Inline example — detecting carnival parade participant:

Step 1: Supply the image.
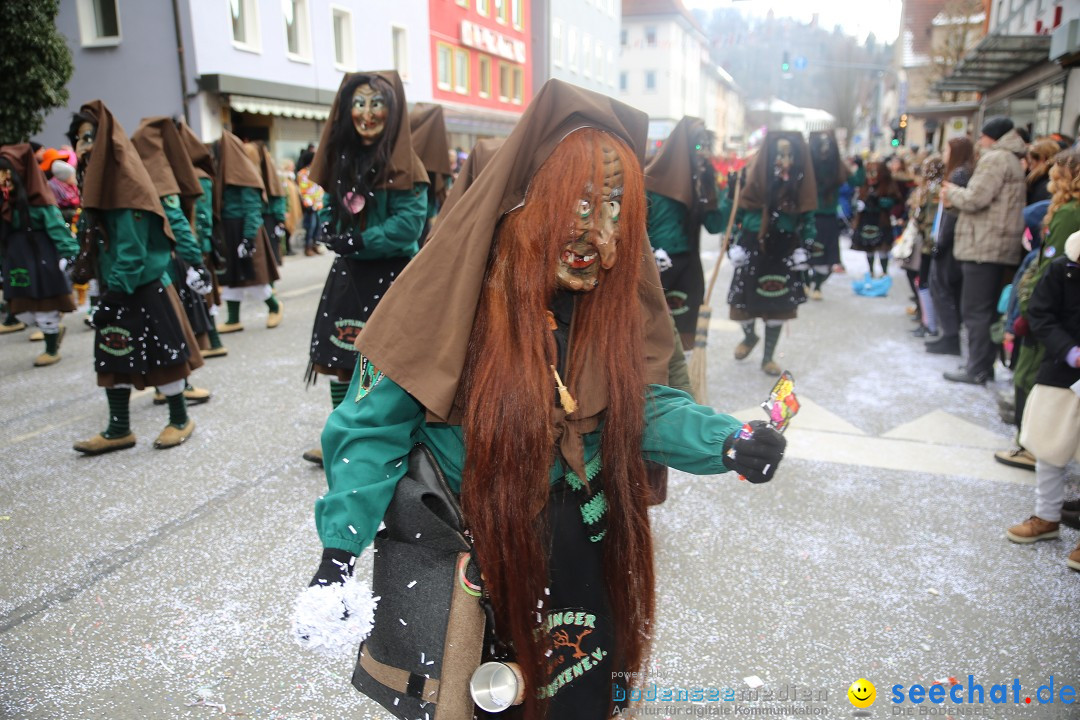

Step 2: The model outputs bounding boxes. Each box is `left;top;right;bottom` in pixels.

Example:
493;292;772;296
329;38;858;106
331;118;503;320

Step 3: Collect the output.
213;131;281;335
644;116;724;351
301;70;428;467
176;119;228;358
68;101;203;454
247;141;288;268
852;160;903;277
408;102;453;243
807;130;851;299
725;131;818;376
131;116;214;405
0;143;77;366
293;80;787;720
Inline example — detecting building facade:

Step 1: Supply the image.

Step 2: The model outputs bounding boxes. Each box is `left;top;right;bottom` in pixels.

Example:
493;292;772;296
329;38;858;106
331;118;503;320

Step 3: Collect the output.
531;0;620;96
618;0;732;149
38;0;434;164
427;0;531;149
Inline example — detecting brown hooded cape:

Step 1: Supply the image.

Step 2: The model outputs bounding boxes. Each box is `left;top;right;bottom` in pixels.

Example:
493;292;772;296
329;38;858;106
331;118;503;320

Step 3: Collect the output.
808;130;851;201
355;79;674;478
131;116;204;201
739;130;818;216
644;116;705;209
308;70;427;191
213;130;265;218
77;100;172;239
177;121;216;181
408;102;453;199
439;137;505;217
1;144;57;223
256;144;285;199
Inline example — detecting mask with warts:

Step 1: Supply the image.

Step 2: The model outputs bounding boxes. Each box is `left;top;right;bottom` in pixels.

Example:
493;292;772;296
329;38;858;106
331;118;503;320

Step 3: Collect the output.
555;141;623;293
351;84;388;146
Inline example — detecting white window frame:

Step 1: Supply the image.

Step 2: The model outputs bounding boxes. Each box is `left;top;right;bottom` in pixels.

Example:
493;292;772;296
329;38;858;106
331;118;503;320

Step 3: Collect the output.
436;43;453;91
567;26;578;72
511;65;523;104
551;19;563;68
391;25;409;80
594;41;603;81
607;48;615;87
76;0;122;48
283;0;312;63
512;0;523;30
229;0;262;54
453;48;470;95
331;6;355;71
582;33;591;78
498;62;511;102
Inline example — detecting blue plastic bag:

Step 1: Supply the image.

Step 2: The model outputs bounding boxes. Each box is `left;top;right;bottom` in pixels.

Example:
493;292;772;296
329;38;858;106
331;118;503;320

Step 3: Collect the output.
852;272;892;297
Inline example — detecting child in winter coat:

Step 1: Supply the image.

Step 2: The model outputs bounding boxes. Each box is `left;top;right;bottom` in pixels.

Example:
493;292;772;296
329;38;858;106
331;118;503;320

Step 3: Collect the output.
1005;228;1080;572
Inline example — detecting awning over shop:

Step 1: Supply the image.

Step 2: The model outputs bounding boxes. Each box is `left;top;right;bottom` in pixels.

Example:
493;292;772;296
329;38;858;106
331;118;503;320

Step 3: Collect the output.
905;101;981;119
440;103;521;137
228;94;330;121
933;34;1053;93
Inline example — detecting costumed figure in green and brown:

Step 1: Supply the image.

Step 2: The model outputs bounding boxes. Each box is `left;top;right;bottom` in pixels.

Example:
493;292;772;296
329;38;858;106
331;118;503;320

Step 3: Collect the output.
291;79;788;720
724;131;818;376
245;141;288;268
68;100;204;455
301;70;429;467
211;130;281;334
0;143;78;365
807;130;851;299
132;116;216;406
408;102;453;245
644;116;724;351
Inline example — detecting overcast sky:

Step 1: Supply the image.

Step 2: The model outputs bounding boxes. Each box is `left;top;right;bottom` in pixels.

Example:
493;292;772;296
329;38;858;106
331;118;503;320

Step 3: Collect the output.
683;0;904;43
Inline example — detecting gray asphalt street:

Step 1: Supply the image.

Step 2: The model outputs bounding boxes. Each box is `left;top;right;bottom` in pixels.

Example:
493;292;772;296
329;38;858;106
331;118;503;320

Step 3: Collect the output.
1;235;1077;720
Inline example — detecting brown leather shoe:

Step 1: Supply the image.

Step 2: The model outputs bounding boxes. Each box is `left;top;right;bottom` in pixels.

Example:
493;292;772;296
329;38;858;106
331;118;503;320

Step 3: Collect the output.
33;352;61;367
154;387;211;405
734;336;759;360
1006;516;1060;544
74;432;136;455
154;419;195;449
1067;541;1080;571
267;300;283;328
216;322;244;334
28;329;44;341
201;346;228;358
302;447;323;467
761;360;782;376
0;321;26;334
304;247;316;256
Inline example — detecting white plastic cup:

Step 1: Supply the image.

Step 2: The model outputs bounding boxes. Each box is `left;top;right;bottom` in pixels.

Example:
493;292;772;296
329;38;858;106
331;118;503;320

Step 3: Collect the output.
469;661;525;712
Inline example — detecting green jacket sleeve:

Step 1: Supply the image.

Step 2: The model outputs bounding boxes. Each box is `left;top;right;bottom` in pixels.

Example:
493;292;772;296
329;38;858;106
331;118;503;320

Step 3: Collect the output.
703;205;727;235
641;384;742;475
360;183;428;256
194;178;214;253
850;166;866;188
102;211;148;295
162;195;203;265
269;195;287;223
32;205;78;258
223;185;264;240
316;365;426;556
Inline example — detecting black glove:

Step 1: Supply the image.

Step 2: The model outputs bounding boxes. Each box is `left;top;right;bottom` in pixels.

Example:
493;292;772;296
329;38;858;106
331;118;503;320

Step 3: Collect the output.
91;290;128;329
237;238;255;258
309;547;356;587
320;223;364;255
722;420;787;483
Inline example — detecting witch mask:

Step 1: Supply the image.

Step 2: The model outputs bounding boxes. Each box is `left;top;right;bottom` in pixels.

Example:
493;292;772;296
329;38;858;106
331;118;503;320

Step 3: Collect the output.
352;84;388;146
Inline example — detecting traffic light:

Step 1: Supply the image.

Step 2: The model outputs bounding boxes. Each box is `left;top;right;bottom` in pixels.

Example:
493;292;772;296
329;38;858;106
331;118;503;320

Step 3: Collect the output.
781;51;790;73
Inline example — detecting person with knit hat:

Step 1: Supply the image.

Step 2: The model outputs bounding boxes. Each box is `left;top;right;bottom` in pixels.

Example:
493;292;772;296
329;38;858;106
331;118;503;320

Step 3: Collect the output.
301;70;429;467
0;143;78;365
211;130;282;334
293;79;787;720
724;131;818;376
131;116;216;406
67;100;203;454
941;115;1027;385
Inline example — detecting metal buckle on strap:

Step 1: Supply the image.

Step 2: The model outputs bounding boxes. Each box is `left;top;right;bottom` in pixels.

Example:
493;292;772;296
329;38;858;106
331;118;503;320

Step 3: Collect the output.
359;647;440;703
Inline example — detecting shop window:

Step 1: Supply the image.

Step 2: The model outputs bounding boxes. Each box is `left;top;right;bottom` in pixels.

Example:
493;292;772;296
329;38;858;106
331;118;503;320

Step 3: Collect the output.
437;43;453;90
454;48;470;94
392;26;409;79
77;0;121;47
284;0;311;62
479;56;492;98
230;0;260;51
332;7;354;69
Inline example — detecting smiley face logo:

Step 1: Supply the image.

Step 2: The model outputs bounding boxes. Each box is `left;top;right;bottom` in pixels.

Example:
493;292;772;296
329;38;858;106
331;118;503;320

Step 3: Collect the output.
848;678;876;708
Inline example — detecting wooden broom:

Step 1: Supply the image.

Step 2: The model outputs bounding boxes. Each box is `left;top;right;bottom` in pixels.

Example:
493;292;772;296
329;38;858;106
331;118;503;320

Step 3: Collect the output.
688;176;742;405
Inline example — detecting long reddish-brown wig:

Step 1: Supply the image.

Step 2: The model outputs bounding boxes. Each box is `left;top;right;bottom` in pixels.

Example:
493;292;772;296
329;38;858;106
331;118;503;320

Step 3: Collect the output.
459;127;655;719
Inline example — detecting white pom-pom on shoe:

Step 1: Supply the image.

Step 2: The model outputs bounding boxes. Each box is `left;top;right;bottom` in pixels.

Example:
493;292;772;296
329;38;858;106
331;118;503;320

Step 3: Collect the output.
292;572;379;657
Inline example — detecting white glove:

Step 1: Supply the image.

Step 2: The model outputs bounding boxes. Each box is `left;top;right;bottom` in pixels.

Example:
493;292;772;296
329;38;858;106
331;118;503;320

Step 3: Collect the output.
856;200;866;213
790;247;810;271
728;244;750;268
653;247;673;272
185;266;213;296
59;257;69;272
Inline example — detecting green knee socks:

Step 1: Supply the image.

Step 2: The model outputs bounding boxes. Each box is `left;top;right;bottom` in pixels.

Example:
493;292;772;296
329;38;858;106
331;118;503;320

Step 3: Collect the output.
207;326;224;349
226;301;241;324
167;392;189;428
104;388;132;438
762;324;782;363
44;332;60;355
265;294;280;313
